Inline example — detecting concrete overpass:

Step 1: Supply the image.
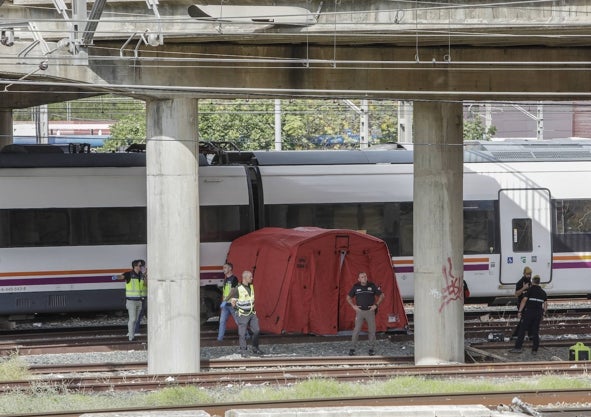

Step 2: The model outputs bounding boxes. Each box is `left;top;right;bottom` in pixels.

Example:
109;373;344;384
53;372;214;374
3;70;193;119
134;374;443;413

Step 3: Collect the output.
1;1;591;374
2;0;591;105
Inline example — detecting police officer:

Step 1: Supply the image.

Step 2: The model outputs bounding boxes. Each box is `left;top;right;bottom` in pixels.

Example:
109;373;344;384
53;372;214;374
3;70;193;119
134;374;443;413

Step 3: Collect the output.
230;270;263;356
509;275;547;354
511;266;533;339
346;271;385;356
114;259;147;341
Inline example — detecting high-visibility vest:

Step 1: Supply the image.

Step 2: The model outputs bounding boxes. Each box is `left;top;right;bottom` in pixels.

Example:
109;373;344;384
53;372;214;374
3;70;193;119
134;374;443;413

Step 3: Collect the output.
125;273;145;299
222;276;235;299
236;284;255;316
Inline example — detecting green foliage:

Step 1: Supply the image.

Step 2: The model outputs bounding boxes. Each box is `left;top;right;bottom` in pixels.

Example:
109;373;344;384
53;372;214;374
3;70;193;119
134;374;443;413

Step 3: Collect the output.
197;99;401;150
103;112;146;152
16;96;510;148
464;115;497;141
372;101;398;143
0;354;29;381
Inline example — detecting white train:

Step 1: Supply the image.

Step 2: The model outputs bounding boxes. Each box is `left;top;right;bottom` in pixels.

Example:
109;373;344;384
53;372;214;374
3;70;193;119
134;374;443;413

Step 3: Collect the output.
1;139;590;319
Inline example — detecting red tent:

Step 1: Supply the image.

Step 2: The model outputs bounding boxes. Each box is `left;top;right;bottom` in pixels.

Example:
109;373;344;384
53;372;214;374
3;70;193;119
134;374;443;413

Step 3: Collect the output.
226;227;408;335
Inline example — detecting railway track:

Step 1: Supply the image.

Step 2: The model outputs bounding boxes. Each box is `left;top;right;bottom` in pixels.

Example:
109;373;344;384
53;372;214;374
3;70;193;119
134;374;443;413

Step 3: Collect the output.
26;355;415;375
3;304;591;417
4;389;591;417
2;319;590;357
6;359;591;393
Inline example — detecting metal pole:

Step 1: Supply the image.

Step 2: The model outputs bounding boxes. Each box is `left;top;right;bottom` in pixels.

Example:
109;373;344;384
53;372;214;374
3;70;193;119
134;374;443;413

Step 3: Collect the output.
274;99;282;150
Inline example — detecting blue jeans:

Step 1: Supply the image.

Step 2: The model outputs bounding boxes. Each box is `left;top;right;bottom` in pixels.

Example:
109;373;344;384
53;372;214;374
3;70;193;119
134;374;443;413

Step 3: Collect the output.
217;302;238;341
134;299;146;335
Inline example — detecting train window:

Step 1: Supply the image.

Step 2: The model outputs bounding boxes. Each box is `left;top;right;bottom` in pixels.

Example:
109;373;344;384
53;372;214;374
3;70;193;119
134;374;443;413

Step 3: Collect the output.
200;205;250;242
556;199;591;233
464;200;495;254
10;209;69;247
396;202;413;256
71;207;146;245
553;199;591;252
0;211;8;247
512;218;532;252
266;200;495;257
265;202;414;257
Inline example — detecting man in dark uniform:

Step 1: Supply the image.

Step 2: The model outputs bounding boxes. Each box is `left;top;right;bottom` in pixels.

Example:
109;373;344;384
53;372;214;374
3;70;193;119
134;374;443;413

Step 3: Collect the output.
511;266;532;339
509;275;547;354
346;271;385;356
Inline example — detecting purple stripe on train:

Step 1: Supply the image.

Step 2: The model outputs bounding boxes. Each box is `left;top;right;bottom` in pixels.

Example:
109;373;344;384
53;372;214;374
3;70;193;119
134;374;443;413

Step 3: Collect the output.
0;275;114;286
0;271;224;287
394;264;489;274
552;262;591;269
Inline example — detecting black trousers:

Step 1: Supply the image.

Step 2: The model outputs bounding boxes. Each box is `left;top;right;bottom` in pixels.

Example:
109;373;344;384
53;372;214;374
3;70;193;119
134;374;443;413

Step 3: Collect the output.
514;311;543;351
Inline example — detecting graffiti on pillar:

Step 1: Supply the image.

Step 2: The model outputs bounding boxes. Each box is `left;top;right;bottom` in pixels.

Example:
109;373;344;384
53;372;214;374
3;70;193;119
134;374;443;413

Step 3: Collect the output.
439;257;463;313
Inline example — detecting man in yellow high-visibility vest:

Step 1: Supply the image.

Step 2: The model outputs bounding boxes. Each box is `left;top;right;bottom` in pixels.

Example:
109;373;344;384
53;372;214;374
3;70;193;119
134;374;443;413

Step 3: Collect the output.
230;270;263;356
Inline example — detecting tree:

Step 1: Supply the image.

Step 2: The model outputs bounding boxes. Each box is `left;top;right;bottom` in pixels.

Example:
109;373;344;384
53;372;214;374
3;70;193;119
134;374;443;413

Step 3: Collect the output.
103;113;146;152
464;115;497;141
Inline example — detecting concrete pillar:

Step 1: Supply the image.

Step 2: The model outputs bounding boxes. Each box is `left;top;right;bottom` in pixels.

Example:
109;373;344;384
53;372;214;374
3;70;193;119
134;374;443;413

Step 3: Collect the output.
0;108;13;150
413;101;464;365
146;97;200;374
35;105;48;144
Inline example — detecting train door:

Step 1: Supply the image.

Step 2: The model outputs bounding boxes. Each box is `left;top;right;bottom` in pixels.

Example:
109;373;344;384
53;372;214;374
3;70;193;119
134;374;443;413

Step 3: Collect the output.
499;188;552;284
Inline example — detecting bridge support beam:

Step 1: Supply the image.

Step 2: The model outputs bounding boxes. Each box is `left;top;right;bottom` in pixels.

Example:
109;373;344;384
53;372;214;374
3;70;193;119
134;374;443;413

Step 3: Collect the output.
413;101;464;365
0;108;13;150
146;97;200;374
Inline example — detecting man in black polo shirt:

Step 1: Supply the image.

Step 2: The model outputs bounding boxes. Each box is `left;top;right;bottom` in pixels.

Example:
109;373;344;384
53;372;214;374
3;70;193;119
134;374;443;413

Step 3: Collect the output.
346;271;385;356
509;275;547;355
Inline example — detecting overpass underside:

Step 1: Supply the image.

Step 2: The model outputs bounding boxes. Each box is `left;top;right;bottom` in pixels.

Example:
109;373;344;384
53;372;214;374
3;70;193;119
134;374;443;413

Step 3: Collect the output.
1;0;591;105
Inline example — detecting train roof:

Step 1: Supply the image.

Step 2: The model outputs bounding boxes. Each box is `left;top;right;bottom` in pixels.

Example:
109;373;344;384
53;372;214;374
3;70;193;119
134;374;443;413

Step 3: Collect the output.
218;139;591;165
0;145;147;168
3;139;591;168
464;139;591;162
229;149;414;165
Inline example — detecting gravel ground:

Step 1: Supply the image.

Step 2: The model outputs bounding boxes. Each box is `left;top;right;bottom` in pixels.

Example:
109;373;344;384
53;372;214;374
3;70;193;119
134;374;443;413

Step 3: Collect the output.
16;328;575;369
12;302;588;368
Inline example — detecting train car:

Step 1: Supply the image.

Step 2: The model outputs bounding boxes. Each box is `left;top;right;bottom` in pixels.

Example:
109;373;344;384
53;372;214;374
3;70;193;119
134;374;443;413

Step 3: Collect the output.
2;139;591;320
0;145;250;320
231;139;591;303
